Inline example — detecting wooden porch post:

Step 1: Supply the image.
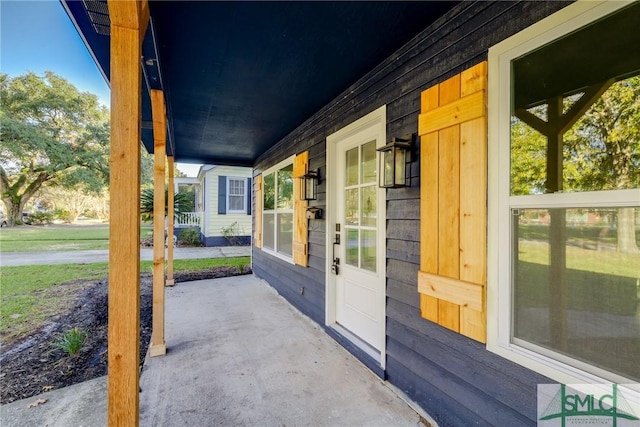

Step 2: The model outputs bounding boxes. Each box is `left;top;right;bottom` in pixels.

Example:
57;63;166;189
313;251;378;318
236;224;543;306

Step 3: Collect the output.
167;156;175;286
107;0;148;425
150;89;167;356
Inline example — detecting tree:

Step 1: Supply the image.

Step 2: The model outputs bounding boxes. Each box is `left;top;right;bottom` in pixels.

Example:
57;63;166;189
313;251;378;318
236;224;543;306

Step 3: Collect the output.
511;76;639;252
0;72;109;226
565;77;639;252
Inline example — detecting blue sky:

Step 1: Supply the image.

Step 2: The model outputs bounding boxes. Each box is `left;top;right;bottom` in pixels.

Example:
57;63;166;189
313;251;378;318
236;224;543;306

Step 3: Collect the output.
0;0;201;176
1;0;111;105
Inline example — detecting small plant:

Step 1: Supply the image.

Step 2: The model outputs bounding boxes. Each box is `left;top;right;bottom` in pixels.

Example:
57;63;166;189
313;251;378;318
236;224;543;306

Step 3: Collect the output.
234;259;249;273
177;227;201;246
53;327;87;356
221;221;244;246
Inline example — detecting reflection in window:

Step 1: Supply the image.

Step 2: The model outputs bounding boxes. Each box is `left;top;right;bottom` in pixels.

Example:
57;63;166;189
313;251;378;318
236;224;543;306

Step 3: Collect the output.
513;208;640;381
511;77;640;196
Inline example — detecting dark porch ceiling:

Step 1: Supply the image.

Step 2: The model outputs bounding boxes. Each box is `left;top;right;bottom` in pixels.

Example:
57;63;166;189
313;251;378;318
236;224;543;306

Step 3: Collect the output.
62;1;458;166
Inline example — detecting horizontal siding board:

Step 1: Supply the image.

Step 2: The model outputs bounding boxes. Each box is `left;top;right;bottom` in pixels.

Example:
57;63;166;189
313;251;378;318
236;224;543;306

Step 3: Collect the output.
386;337;535;427
387;258;419;286
387;318;543;423
385;186;420;201
387;199;420;220
386;239;420;265
308;229;326;246
307;254;325;272
307;242;326;258
386;298;551;389
386;219;420;242
385;356;472;427
386;278;419;309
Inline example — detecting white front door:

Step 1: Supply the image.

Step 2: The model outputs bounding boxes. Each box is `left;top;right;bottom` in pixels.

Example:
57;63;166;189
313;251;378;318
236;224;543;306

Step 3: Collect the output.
326;107;386;360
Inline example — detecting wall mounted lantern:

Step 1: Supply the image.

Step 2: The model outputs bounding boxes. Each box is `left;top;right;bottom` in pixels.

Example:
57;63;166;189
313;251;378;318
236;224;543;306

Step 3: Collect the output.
299;169;319;201
377;135;413;188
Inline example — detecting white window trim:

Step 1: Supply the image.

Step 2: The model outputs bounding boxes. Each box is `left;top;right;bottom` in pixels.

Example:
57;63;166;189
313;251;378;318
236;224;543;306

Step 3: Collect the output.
261;155;295;264
487;0;639;386
226;177;247;214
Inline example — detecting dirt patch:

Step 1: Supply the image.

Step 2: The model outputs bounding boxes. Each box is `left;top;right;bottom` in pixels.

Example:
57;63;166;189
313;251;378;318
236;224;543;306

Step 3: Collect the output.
0;267;250;404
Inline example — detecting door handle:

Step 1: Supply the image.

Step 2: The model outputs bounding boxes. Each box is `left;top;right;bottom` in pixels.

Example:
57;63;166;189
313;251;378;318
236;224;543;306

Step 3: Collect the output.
332;223;340;275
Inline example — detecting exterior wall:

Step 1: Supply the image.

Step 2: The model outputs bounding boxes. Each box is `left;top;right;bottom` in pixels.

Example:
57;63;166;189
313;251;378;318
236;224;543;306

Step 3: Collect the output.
253;1;570;425
201;165;252;245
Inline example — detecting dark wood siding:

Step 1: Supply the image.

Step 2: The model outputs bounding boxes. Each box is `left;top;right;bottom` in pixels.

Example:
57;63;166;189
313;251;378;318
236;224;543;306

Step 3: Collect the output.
253;1;569;425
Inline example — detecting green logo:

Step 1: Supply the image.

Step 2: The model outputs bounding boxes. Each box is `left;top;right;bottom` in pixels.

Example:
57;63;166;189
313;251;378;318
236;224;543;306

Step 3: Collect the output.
538;384;640;426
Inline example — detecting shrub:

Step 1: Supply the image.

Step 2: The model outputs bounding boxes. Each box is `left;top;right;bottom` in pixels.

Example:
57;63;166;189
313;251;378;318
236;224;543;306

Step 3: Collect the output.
53;327;87;356
53;209;74;223
178;228;201;246
27;211;54;225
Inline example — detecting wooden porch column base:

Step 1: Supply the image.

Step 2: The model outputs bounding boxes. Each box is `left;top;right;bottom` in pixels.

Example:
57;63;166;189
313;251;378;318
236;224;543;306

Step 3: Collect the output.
149;342;167;357
166;279;175;287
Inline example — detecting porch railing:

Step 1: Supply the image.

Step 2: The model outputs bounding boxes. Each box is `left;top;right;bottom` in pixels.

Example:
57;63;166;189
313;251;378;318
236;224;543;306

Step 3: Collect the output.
175;211;202;227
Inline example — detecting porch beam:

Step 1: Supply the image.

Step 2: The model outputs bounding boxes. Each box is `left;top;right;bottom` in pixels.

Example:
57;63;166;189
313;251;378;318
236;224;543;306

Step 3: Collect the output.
167;156;175;286
150;89;167;357
107;0;148;425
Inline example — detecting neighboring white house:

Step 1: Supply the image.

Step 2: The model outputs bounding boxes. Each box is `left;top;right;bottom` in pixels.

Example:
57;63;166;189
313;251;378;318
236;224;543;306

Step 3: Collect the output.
174;165;252;246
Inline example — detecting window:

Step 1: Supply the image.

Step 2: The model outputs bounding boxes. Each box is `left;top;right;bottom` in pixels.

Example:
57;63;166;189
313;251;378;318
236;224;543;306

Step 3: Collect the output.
227;178;246;213
489;1;640;384
262;158;294;259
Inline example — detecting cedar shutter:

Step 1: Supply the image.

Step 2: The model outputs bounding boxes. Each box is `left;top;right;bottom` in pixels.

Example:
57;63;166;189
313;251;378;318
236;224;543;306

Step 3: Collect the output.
246;177;252;215
254;175;262;248
218;175;227;214
417;61;487;343
292;151;309;267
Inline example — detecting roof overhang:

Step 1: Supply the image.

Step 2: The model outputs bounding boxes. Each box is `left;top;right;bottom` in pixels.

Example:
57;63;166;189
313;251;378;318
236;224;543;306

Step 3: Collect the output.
61;0;459;166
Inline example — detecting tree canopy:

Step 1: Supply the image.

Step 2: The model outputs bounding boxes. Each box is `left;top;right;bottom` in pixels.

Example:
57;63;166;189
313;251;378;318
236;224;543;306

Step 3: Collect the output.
0;72;110;225
511;76;640;195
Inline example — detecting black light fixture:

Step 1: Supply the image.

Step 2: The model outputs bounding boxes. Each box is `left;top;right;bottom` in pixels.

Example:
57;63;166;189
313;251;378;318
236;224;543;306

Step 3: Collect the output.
299;169;319;201
377;135;412;188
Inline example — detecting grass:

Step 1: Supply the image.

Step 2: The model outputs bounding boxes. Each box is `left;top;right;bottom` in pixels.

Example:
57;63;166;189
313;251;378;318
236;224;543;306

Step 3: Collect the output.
518;241;640;278
516;241;639;316
0;256;250;341
0;225;153;252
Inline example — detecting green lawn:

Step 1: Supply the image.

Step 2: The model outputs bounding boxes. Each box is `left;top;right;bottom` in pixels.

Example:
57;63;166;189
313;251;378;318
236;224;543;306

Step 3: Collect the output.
516;241;639;315
0;256;250;340
0;225;153;252
518;240;640;278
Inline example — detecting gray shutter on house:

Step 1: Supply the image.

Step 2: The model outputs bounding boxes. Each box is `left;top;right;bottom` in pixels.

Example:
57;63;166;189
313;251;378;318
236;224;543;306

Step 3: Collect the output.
218;175;227;214
246;177;252;215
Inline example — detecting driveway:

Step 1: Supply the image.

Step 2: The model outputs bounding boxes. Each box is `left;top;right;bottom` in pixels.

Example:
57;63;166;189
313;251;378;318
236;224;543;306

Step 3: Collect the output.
0;246;250;267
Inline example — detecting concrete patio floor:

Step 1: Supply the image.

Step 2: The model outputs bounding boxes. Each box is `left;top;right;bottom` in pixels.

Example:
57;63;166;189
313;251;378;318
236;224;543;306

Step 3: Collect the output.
1;275;430;426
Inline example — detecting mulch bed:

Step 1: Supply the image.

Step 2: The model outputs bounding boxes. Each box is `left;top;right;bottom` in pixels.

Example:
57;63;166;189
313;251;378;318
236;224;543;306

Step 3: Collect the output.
0;267;250;405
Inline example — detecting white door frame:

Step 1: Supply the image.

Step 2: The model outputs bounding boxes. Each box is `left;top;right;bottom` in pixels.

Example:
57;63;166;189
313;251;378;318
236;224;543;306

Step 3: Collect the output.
325;105;387;368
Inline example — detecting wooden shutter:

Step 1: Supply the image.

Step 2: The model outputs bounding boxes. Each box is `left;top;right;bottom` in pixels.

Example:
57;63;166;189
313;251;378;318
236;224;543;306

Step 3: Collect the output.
417;61;487;343
254;174;262;248
293;151;309;267
218;175;227;214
